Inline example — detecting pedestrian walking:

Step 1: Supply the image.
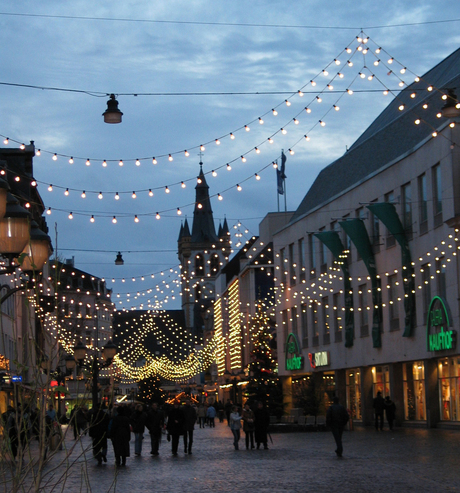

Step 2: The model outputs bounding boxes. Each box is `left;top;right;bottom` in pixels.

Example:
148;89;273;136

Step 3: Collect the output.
326;396;349;458
254;401;270;450
110;406;131;467
182;399;197;454
242;403;255;450
373;391;385;431
229;406;242;450
146;402;164;455
384;396;396;430
130;403;147;456
206;403;217;428
88;403;110;464
197;403;206;428
166;400;185;456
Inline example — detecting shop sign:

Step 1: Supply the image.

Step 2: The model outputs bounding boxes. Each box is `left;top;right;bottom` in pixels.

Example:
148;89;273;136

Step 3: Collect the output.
426;296;456;352
285;333;304;371
11;376;22;383
308;351;330;369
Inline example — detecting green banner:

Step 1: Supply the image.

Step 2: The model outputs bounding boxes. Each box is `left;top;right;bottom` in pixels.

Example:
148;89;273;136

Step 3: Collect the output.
315;231;354;348
367;203;415;337
339;219;382;348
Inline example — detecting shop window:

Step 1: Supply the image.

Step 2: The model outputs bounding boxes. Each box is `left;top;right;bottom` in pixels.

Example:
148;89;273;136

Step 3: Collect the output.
372;365;390;397
403;362;426;421
346;370;362;420
438;357;460;421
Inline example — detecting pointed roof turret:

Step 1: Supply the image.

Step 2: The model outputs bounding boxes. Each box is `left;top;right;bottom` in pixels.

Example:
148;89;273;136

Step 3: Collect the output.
220;217;230;238
191;161;218;243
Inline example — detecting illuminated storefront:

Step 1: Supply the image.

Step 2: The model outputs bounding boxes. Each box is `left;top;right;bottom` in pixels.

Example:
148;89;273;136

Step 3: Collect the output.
403;362;426;421
438;357;460;422
346;369;361;420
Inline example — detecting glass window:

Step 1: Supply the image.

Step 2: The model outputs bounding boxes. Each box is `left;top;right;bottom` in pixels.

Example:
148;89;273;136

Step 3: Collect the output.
370;201;380;250
385;192;396;248
372;365;390;397
333;292;343;343
322;296;330;344
291;306;298;338
418;173;428;234
438;357;460;421
311;301;319;346
289;243;296;286
403;362;426;421
298;238;306;281
359;284;369;337
282;309;289;343
421;263;431;320
433;164;443;221
309;234;316;278
346;370;362;420
402;182;412;238
388;274;400;331
436;257;447;300
300;303;308;348
279;248;286;285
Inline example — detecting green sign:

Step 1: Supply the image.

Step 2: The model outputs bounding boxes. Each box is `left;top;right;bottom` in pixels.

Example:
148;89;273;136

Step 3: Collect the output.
285;333;304;371
426;296;456;352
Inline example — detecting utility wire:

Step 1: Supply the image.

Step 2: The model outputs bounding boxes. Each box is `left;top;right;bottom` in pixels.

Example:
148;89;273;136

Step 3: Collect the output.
0;12;459;30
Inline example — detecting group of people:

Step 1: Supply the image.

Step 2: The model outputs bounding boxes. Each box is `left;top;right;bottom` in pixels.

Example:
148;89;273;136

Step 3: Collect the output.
373;391;397;431
229;401;270;450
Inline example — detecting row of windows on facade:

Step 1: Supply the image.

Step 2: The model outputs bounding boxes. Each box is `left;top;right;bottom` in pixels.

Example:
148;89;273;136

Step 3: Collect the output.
58;276;108;293
60;303;111;320
281;258;446;348
278;163;443;285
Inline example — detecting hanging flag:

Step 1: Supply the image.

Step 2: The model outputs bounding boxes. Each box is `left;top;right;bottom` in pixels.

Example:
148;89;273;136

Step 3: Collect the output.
276;151;287;195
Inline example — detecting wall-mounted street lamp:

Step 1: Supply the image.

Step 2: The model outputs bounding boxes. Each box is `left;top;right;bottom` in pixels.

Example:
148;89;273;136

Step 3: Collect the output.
103;94;123;124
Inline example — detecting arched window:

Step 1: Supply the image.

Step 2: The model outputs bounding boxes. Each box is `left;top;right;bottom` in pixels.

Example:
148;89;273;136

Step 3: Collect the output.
195;254;205;276
210;254;220;274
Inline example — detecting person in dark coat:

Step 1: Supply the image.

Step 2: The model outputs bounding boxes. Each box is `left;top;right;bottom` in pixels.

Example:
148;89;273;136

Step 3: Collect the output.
130;404;147;456
88;404;110;464
242;403;255;450
384;396;396;430
146;402;164;455
373;391;385;431
166;400;184;456
110;406;131;466
254;402;270;450
182;399;197;454
326;396;349;458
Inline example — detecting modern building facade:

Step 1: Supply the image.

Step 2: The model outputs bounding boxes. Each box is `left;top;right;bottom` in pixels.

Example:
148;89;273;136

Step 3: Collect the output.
273;48;460;427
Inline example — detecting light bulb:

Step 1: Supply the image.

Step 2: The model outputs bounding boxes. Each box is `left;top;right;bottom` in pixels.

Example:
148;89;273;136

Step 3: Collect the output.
90;215;95;223
68;212;73;220
320;120;326;126
69;157;74;164
334;105;340;111
255;147;260;153
399;104;405;111
20;143;25;150
52;154;58;161
152;157;157;164
322;70;328;76
293;118;299;124
98;192;103;199
200;145;205;151
212;170;217;177
310;80;316;86
415;119;421;125
245;125;250;131
316;96;322;102
388;58;394;64
135;159;141;166
241;156;247;162
422;103;428;109
46;207;51;215
383;89;389;95
328;84;333;90
86;159;91;166
289;149;294;155
181;181;186;188
168;155;173;161
215;139;220;145
305;107;311;113
255;173;261;180
272;109;278;115
226;164;232;171
376;47;381;53
134;215;140;223
218;193;223;201
165;186;170;193
197;203;203;209
149;189;153;196
281;128;287;135
112;216;117;224
102;160;107;167
347;89;353;95
347;61;353;67
156;212;160;219
230;133;235;139
298;90;304;97
237;184;242;191
285;100;291;106
268;137;274;144
48;184;53;192
132;191;137;199
114;192;120;200
368;75;374;81
64;188;69;196
258;117;264;124
31;180;37;187
177;208;182;215
119;160;124;167
184;150;190;157
304;135;310;141
3;138;8;145
400;67;406;74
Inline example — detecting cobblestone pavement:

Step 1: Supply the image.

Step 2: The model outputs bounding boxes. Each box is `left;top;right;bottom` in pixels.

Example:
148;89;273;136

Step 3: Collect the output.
2;421;459;492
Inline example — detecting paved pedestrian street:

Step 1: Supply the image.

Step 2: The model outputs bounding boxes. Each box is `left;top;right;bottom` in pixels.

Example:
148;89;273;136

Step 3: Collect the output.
2;421;459;492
